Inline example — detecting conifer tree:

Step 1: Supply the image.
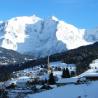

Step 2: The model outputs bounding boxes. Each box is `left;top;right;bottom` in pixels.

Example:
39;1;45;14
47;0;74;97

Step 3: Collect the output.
65;68;70;78
48;72;55;85
62;68;70;78
62;68;66;78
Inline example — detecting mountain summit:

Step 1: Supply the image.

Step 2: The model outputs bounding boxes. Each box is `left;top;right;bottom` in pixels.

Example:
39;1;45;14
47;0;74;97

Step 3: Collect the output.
0;15;97;57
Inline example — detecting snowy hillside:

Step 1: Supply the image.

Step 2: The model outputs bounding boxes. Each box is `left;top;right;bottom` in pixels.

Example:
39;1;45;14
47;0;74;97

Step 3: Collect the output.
0;47;26;65
26;81;98;98
0;15;97;57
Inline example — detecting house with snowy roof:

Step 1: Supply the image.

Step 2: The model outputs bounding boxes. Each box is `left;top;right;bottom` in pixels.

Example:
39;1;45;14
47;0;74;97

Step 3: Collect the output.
89;59;98;69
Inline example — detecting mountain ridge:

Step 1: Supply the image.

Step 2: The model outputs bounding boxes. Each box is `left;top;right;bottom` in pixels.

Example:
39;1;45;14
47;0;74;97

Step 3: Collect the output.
0;15;97;58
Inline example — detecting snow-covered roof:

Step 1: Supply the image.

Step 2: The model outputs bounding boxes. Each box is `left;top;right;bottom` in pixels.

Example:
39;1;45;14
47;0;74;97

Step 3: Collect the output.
57;77;77;83
78;69;98;78
18;76;30;79
83;73;98;77
50;62;75;67
17;76;31;83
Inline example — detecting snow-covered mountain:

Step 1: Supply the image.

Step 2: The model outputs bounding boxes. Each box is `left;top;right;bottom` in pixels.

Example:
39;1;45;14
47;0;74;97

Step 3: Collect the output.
0;15;97;57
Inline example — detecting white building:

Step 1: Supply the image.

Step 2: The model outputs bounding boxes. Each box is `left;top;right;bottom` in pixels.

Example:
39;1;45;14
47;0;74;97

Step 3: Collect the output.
16;76;31;88
50;61;76;71
89;59;98;69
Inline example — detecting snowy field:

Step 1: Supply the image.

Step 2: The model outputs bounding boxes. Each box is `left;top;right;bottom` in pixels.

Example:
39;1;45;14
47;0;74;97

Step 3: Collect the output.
26;81;98;98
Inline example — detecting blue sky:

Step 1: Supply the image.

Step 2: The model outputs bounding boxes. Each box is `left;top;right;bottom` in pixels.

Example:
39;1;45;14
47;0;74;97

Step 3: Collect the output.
0;0;98;29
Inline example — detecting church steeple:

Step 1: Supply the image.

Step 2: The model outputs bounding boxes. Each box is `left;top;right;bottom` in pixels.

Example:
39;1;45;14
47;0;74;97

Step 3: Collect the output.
47;56;51;74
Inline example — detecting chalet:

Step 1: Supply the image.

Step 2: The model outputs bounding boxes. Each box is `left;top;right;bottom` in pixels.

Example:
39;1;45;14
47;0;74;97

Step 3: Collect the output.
50;61;76;72
76;74;98;84
16;76;31;88
89;59;98;69
84;73;98;81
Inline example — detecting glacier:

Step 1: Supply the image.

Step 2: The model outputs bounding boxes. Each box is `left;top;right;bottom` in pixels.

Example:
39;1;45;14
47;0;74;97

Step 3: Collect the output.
0;15;97;58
